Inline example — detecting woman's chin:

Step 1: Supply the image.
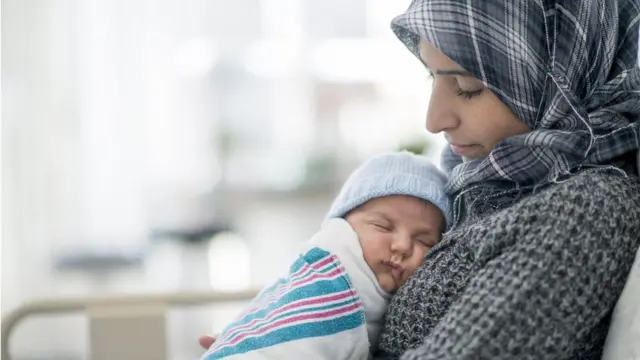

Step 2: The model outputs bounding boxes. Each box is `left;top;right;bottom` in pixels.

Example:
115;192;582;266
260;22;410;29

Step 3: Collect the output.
461;152;490;163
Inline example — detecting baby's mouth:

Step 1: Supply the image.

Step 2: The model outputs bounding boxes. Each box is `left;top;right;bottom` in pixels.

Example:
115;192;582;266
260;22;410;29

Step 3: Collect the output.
384;261;405;284
390;267;404;284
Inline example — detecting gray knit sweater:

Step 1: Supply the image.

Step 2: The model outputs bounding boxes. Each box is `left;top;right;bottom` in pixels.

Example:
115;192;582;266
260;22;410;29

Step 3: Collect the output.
375;171;640;360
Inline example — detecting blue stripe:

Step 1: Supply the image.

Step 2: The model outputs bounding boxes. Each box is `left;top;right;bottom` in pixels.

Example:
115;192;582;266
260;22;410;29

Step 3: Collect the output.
222;297;359;342
221;248;345;331
290;247;331;273
250;248;331;304
202;246;366;359
220;266;351;336
205;309;365;359
302;247;331;265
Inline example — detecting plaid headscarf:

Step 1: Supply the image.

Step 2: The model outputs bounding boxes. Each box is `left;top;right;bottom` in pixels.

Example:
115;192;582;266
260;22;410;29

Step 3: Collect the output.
391;0;640;202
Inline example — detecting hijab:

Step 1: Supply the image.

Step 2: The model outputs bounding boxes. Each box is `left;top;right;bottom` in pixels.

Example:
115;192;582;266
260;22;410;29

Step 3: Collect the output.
391;0;640;214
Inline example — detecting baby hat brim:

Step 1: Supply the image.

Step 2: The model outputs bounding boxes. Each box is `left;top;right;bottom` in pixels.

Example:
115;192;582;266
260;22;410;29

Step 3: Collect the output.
326;152;453;229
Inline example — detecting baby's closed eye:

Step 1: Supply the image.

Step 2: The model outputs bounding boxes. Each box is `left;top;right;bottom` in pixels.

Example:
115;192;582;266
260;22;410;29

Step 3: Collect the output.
414;236;437;248
371;222;393;232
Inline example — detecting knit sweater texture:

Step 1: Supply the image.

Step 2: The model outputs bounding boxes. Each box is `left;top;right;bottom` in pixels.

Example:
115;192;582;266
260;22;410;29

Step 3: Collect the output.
375;171;640;360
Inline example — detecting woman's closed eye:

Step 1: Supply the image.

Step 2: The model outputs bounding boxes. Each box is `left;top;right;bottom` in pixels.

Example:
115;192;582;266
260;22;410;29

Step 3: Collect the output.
455;75;484;99
428;70;483;99
455;83;483;99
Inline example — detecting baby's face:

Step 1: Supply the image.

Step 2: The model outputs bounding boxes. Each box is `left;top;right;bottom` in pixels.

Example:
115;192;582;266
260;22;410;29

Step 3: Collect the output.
345;195;445;293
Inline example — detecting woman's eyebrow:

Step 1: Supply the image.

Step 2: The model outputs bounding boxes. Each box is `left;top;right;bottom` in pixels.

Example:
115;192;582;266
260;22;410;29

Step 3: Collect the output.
419;57;473;77
434;69;475;77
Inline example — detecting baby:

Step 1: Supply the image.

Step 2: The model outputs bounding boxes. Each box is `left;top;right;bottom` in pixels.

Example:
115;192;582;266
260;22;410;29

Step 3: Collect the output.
201;152;452;360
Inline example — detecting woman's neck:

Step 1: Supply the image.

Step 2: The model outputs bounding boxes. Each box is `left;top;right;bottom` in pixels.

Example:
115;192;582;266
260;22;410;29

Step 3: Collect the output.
452;151;640;228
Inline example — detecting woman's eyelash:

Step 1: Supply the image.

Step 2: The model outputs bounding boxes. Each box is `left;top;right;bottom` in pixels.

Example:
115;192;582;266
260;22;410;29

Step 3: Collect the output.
455;86;483;99
429;72;482;99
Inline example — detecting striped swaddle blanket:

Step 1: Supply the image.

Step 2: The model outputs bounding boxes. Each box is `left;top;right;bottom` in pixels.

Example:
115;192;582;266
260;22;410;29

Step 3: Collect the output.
201;219;384;360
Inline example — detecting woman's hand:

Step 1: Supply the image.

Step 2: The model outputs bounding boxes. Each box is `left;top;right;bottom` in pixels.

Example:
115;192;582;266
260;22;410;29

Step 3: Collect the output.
198;335;217;350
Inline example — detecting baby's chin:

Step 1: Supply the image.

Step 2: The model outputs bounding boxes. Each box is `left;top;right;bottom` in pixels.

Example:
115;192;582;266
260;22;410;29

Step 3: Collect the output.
378;274;400;294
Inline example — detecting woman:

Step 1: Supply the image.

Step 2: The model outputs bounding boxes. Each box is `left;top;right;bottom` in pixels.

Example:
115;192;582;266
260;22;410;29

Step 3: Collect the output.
202;0;640;358
375;0;640;359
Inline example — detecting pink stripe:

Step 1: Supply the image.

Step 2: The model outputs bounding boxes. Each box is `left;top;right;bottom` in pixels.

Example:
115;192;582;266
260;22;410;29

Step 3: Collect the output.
219;289;354;343
291;267;342;288
245;255;335;309
245;262;316;311
217;265;345;345
222;269;353;341
242;269;332;319
220;302;361;348
295;256;334;276
309;256;336;270
241;255;338;316
251;266;343;316
288;256;334;282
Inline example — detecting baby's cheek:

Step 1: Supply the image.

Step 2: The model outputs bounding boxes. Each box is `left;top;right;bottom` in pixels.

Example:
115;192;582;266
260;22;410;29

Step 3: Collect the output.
403;265;418;282
404;252;427;279
413;247;429;266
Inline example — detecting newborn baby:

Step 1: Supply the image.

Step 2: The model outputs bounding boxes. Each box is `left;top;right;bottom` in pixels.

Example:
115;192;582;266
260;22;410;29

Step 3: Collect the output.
201;152;452;360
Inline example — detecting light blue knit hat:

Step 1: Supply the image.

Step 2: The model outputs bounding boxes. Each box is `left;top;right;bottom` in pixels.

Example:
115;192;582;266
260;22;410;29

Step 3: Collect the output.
326;151;453;229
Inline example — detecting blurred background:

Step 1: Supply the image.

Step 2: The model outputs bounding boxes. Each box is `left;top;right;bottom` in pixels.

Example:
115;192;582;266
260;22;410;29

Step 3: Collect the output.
2;0;445;359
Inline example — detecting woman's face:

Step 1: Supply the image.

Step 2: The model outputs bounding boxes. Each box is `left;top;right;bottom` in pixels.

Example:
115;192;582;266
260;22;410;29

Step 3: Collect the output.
419;40;529;161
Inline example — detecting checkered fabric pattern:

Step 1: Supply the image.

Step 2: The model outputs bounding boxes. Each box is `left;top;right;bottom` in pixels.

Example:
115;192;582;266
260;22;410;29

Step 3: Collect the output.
391;0;640;200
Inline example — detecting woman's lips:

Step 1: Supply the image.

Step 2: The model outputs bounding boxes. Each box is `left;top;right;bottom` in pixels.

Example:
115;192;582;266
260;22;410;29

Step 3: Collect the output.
450;144;478;156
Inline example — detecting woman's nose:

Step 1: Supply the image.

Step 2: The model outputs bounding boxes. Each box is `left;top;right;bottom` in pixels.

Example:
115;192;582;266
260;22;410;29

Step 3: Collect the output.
426;83;459;134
